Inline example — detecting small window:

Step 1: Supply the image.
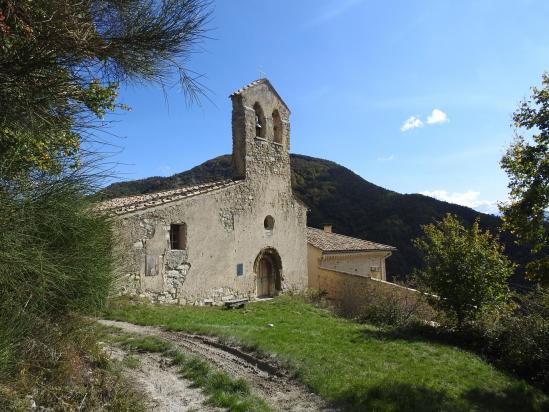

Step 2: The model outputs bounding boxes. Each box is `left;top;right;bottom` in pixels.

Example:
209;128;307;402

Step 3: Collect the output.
170;223;187;250
236;263;244;276
264;215;275;230
253;102;266;138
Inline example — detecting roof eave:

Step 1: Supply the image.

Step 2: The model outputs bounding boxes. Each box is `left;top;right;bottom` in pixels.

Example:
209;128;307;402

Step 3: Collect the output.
321;248;397;255
229;78;291;114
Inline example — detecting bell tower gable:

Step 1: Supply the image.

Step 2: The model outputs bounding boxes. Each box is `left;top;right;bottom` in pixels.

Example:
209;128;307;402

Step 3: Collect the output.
230;79;291;184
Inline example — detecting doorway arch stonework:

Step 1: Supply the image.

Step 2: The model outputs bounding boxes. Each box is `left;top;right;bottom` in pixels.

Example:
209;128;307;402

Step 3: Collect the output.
254;248;282;298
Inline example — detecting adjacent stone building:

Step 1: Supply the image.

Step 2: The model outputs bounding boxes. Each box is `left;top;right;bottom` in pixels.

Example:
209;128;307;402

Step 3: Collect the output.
307;225;396;299
100;79;397;305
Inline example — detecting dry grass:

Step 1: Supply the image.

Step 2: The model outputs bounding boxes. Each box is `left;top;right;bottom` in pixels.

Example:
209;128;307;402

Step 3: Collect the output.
0;320;145;411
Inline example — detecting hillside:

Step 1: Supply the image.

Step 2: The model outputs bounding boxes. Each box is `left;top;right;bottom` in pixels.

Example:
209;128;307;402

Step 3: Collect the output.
101;154;528;282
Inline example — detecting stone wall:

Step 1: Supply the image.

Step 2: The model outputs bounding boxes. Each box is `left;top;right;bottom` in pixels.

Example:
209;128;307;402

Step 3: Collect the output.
231;81;291;182
319;251;391;281
111;80;308;305
307;244;391;286
112;179;307;305
307;244;433;318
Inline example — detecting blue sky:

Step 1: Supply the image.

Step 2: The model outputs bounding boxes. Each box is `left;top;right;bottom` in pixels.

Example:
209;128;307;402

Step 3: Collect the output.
104;0;549;214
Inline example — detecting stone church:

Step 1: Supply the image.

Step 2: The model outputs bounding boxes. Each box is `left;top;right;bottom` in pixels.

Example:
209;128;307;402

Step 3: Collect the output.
100;79;395;305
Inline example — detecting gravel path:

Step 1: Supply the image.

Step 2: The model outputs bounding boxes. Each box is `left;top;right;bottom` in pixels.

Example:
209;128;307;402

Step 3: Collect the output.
106;346;222;412
99;319;335;412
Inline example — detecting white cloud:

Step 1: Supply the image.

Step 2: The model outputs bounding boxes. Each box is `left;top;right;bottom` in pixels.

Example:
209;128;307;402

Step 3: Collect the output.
400;116;424;132
426;109;449;125
419;189;499;215
400;109;449;132
377;154;395;162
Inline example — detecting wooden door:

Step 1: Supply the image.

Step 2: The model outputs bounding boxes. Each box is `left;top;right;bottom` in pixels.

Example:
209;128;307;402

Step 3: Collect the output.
257;257;272;297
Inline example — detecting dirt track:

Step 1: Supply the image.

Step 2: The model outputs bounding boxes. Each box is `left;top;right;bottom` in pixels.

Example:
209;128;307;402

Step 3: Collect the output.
99;319;335;412
107;346;222;412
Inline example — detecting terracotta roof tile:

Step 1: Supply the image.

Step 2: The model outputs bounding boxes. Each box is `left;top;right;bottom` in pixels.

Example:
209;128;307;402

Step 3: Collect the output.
306;227;396;253
98;180;240;216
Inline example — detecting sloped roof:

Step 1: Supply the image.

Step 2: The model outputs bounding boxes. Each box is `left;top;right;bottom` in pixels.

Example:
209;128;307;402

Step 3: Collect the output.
98;180;241;216
306;227;396;253
229;78;290;113
230;79;264;96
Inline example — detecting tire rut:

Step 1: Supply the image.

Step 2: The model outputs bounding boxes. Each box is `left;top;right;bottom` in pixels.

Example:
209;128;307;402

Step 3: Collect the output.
98;319;335;412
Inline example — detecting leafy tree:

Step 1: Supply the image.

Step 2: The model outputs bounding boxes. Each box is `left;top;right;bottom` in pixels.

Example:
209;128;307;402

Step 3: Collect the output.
413;214;514;329
500;72;549;285
0;0;210;178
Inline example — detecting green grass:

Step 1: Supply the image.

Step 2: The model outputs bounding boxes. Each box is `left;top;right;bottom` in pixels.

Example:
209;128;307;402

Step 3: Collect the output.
104;295;549;412
122;354;141;369
101;330;272;412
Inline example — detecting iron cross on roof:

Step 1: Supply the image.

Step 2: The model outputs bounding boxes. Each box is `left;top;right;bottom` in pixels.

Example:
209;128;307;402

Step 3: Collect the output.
258;66;267;79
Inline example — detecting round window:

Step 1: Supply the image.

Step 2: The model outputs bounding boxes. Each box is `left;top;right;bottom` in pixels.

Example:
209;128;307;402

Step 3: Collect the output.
264;215;275;230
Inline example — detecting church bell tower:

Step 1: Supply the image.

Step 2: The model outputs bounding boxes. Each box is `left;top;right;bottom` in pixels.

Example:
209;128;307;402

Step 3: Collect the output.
230;79;291;185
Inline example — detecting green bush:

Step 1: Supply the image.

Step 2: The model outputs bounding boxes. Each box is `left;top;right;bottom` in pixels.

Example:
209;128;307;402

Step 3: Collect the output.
414;214;514;329
355;292;425;328
303;288;329;304
480;288;549;389
0;178;113;380
361;289;433;328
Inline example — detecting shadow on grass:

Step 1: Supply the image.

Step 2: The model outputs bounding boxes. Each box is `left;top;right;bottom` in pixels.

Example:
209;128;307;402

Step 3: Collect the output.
360;325;549;394
334;381;465;412
358;322;462;347
464;382;549;412
334;381;549;412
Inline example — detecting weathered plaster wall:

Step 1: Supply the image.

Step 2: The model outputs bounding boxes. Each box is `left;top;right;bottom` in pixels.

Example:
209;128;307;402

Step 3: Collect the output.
307;244;429;315
307;244;323;290
307;244;390;284
320;252;391;280
113;178;307;305
112;80;307;305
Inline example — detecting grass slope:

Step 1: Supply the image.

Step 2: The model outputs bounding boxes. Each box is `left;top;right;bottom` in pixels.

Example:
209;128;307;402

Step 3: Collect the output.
101;154;530;283
104;296;548;412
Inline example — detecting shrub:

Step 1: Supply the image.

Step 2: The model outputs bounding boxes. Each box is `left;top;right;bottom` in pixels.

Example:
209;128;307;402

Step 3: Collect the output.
413;214;514;329
337;279;435;328
481;288;549;389
303;288;329;304
356;290;427;327
0;178;113;381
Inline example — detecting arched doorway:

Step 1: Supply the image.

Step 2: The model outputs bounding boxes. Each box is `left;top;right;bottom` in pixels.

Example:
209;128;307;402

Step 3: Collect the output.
254;248;282;298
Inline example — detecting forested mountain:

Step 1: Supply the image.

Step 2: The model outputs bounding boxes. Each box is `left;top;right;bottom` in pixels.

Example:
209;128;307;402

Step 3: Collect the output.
101;154;529;284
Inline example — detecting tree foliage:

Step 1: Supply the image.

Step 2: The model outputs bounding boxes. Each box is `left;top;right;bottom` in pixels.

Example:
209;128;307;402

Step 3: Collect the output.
0;0;210;398
413;214;514;329
500;72;549;285
484;287;549;389
0;0;210;178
